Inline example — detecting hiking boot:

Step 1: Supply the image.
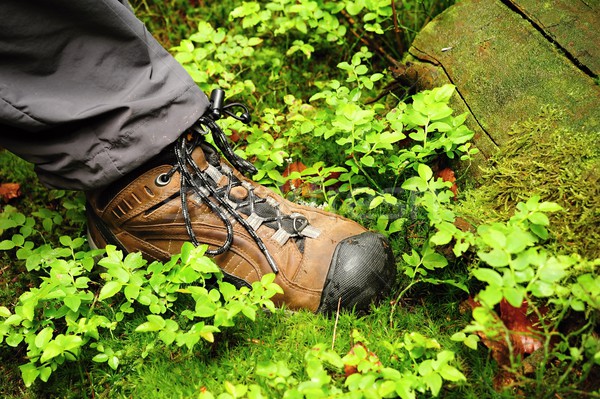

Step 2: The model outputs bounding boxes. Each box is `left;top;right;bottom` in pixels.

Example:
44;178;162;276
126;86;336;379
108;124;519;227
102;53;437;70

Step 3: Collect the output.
86;89;396;313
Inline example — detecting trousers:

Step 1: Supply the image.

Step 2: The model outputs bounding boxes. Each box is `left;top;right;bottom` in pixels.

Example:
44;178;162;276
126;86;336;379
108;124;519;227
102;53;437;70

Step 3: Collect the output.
0;0;208;190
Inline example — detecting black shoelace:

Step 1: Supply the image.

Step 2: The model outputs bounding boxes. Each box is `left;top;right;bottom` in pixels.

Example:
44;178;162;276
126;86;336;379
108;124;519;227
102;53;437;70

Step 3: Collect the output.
158;89;320;274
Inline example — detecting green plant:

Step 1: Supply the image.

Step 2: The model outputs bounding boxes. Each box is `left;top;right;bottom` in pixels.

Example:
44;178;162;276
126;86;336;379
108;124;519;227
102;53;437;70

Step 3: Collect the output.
448;197;599;395
197;329;465;399
398;155;599;395
0;203;281;387
170;1;466;198
295;75;477;218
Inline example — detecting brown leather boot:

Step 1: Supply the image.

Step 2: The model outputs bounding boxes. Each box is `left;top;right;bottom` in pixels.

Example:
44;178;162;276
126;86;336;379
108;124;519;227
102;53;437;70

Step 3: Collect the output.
86;90;396;313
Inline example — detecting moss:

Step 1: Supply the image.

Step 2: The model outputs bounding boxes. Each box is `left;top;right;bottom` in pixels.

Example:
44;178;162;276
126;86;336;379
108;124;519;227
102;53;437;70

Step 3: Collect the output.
456;107;600;259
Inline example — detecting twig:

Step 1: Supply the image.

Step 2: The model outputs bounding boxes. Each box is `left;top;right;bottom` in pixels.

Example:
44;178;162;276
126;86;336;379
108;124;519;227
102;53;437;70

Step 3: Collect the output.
339;9;401;66
391;1;404;54
331;297;342;350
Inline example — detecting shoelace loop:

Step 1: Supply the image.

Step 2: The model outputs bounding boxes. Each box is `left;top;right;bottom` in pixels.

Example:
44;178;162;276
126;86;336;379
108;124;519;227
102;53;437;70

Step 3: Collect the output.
176;90;278;272
168;89;321;275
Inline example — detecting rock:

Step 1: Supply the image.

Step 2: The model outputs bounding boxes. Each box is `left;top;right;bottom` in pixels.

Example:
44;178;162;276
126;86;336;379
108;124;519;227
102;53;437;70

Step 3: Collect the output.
403;0;599;161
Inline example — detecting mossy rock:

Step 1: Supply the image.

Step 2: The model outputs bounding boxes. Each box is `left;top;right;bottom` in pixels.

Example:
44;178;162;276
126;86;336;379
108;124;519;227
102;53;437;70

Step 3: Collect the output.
403;0;599;258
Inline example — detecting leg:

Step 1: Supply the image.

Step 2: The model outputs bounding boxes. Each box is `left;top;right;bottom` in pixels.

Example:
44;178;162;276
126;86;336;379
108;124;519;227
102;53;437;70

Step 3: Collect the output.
0;0;208;190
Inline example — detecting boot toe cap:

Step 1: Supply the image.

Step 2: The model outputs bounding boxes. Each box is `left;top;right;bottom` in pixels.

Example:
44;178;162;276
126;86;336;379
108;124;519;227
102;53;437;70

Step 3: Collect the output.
317;232;396;313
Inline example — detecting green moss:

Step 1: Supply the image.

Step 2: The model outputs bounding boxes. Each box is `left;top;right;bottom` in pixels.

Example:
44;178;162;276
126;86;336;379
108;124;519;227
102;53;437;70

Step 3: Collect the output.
456;107;600;259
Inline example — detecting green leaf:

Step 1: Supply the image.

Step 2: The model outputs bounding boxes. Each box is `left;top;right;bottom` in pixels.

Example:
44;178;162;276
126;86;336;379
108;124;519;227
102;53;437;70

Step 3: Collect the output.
346;0;365;16
464;334;480;350
503;287;524;307
433;84;455;103
477;248;510;267
402;250;421;267
92;353;109;363
426;103;453;120
570;299;585;312
438;364;466;381
430;229;453;246
395;379;416;399
0;240;15;250
35;327;54;349
369;196;384;209
242;306;256;321
124;284;140;301
529;223;548;240
403;109;429;126
376;214;389;232
538;202;563;213
354;65;368;75
40;341;63;363
428;121;452;132
426;371;443;396
539;258;567;283
6;332;24;347
530;280;554;297
477;286;503;307
42;218;53;232
174;52;193;64
159;330;177;346
0;306;11;317
478;226;506;248
360;155;375;167
59;235;72;247
195;302;217;318
528;212;549;226
417;163;433;181
64;296;81;312
402;176;427;192
524;195;540;210
136;315;166;332
377;380;396;397
505;229;534;254
19;363;40;387
422;252;448;269
472;268;503;286
108;356;119;370
98;281;123;301
388;218;405;234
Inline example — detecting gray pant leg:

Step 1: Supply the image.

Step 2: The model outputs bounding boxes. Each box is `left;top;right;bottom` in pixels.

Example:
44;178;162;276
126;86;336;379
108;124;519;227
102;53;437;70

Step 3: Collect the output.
0;0;209;190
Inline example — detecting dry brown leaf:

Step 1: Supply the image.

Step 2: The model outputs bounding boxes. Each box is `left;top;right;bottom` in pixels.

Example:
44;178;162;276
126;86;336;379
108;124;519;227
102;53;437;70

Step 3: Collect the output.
0;183;21;202
499;299;544;356
282;160;307;194
437;167;458;199
464;297;547;391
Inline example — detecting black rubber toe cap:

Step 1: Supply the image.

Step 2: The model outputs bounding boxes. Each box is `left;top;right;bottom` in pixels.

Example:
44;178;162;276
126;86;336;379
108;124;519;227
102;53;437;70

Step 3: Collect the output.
317;232;396;314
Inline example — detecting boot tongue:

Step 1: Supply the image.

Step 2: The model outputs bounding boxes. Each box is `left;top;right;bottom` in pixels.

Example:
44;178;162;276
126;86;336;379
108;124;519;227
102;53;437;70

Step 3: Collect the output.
198;141;222;168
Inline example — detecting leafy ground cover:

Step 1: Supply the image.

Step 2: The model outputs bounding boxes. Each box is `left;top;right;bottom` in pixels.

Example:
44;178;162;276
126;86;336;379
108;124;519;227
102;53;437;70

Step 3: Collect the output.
1;1;598;398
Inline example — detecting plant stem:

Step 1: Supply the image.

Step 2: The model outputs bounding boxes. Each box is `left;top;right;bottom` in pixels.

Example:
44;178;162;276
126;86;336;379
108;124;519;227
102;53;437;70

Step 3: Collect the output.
389;279;419;327
391;1;404;54
352;154;383;192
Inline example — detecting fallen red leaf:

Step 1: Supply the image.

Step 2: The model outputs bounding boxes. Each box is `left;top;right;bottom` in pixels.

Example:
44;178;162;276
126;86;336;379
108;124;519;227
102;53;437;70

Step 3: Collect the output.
282;160;307;194
464;298;511;367
464;297;547;390
228;129;242;143
344;343;381;377
0;183;21;202
499;299;544;355
437;167;458;199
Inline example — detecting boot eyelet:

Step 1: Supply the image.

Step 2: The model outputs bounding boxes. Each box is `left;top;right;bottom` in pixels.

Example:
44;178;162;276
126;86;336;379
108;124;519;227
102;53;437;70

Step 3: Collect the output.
155;173;171;187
